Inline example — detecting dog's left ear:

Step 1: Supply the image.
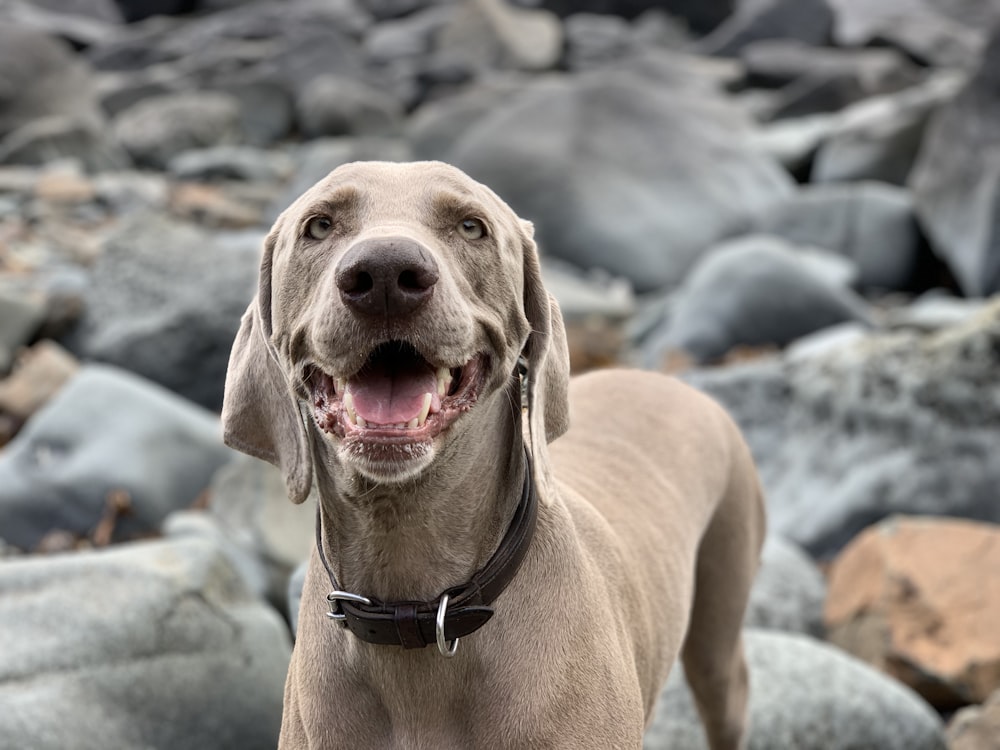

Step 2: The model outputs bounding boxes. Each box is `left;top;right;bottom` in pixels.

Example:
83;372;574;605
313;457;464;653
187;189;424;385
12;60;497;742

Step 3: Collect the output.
520;220;570;503
222;227;313;504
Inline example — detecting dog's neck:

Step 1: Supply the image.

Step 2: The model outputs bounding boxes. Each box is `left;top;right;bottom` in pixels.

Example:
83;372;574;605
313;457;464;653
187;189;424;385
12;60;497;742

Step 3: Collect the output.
311;391;525;603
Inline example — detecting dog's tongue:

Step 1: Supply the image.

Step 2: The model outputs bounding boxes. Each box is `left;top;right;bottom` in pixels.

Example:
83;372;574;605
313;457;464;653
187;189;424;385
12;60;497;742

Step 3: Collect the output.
347;358;437;425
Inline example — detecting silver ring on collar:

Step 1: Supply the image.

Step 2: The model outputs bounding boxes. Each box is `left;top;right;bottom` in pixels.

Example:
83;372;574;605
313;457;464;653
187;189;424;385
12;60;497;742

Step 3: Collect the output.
436;594;459;658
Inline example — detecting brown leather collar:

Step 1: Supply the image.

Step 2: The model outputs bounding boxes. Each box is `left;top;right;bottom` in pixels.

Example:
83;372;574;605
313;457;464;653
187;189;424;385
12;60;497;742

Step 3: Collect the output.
315;448;537;651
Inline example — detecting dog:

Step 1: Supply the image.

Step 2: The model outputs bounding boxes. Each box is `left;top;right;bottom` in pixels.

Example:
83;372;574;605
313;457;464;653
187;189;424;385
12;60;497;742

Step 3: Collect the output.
222;161;766;749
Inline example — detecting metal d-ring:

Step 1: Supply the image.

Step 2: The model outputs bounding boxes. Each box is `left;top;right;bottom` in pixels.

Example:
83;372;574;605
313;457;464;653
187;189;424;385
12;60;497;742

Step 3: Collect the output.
326;590;372;627
436;594;459;658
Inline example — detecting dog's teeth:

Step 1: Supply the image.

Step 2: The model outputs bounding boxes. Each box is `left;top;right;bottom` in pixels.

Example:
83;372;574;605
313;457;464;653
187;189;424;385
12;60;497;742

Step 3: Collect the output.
335;378;346;394
343;391;357;424
417;392;432;427
436;367;451;397
356;415;367;428
407;417;419;429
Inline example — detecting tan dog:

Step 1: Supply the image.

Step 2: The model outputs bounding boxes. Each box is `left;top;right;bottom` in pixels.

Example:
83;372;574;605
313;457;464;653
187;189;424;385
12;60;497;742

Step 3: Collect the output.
222;161;766;749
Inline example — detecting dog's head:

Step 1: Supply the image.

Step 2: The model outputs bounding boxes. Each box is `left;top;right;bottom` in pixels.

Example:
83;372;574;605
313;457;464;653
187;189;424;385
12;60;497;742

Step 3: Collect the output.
222;161;569;501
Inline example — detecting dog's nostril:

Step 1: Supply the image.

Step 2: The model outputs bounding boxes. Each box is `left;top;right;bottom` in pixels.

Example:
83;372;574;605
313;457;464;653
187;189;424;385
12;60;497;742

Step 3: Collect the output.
341;271;373;295
398;270;421;291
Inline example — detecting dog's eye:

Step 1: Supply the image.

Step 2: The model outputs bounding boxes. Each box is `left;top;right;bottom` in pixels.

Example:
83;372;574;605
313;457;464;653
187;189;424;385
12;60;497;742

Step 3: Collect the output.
458;218;486;240
306;216;333;240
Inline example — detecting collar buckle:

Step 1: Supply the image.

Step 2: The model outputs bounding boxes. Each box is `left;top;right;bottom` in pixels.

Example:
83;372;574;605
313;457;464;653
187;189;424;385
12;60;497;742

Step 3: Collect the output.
326;590;372;626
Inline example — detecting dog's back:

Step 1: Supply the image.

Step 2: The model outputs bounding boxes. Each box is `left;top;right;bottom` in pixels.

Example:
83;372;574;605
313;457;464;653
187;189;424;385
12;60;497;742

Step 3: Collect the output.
551;368;766;741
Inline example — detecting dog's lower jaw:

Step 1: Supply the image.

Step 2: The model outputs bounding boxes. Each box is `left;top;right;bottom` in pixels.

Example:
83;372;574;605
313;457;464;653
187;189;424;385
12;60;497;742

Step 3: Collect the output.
337;437;436;484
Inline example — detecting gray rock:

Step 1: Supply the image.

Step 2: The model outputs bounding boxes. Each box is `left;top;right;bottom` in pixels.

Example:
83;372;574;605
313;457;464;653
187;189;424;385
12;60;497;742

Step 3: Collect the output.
748;112;840;176
163;509;271;602
102;0;368;58
0;25;102;139
173;1;371;99
645;630;947;749
296;74;404;139
408;74;529;160
363;5;453;66
94;66;180;117
167;145;294;182
0;535;290;750
861;12;984;70
0;365;234;550
219;80;296;146
65;216;262;409
0;0;122;48
826;0;994;67
909;30;1000;297
564;12;634;71
642;235;871;365
98;69;295;146
744;535;825;635
740;39;921;93
113;91;243;169
98;67;294;146
85;15;183;70
630;7;692;48
755;181;922;290
699;0;834;58
883;293;986;333
208;454;314;613
812;70;966;186
541;259;635;321
13;0;122;23
434;63;792;292
92;170;170;214
0;114;131;172
684;298;1000;558
0;289;45;375
432;0;563;73
784;320;869;362
762;70;868;121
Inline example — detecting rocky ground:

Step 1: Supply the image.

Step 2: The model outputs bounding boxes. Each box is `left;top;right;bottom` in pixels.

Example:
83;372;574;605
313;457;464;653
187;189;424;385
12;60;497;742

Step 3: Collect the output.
1;0;999;748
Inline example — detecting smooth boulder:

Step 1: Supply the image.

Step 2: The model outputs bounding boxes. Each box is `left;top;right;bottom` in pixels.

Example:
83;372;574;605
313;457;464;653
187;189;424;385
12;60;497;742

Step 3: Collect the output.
427;58;793;292
645;630;946;749
909;29;1000;296
0;365;234;550
642;235;871;365
65;215;262;409
0;535;290;750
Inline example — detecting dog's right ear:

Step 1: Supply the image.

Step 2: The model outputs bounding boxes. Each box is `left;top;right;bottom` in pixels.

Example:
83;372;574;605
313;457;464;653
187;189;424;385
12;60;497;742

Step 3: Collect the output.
520;220;571;505
222;228;313;504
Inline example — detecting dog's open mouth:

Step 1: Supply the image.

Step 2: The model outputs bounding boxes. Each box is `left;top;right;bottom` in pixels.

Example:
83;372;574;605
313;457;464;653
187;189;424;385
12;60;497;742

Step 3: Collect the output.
308;342;485;444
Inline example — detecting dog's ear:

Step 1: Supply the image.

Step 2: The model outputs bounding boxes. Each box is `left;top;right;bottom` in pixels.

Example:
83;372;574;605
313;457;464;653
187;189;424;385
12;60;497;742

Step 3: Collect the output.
520;220;570;503
222;228;313;504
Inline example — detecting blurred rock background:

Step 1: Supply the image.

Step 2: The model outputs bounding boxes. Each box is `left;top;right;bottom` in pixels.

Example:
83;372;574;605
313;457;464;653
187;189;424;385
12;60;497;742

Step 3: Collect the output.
0;0;999;747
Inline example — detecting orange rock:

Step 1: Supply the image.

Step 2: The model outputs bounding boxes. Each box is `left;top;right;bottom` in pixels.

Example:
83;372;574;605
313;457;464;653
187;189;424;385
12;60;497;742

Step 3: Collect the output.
34;171;96;204
169;182;262;228
824;516;1000;709
0;340;79;444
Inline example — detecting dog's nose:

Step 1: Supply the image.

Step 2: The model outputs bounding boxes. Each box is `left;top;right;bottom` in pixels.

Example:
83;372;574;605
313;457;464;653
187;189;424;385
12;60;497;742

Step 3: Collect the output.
335;237;440;317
